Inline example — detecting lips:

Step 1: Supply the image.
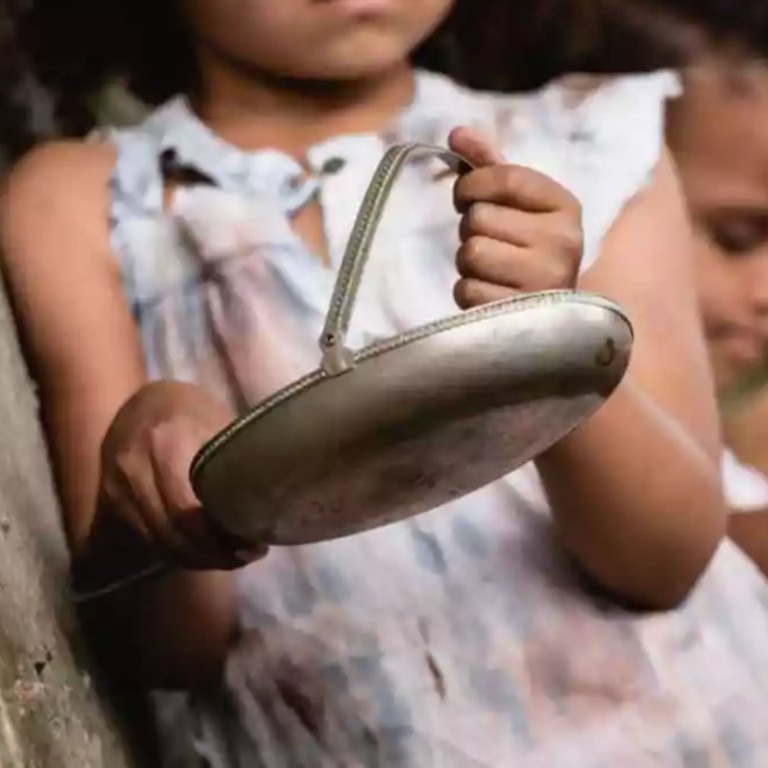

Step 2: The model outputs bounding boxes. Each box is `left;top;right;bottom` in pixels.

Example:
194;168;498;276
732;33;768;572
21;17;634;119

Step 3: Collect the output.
314;0;397;14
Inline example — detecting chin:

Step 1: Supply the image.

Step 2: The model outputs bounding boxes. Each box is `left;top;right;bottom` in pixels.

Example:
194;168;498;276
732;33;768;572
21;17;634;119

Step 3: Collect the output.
326;58;409;81
715;371;737;395
289;38;414;81
715;361;757;395
709;353;738;395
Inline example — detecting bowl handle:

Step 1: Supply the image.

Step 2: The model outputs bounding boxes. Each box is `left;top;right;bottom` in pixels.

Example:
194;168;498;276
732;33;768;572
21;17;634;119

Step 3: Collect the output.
319;144;471;376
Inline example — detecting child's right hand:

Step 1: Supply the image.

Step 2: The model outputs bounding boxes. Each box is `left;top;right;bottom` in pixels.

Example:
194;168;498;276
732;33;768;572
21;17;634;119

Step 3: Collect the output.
99;381;267;570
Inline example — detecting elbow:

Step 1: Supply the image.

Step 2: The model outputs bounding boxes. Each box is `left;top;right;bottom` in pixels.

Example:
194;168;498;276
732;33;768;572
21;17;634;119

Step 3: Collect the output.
80;601;231;692
577;483;727;612
77;570;236;691
651;474;727;610
634;540;720;611
587;541;721;613
609;500;726;613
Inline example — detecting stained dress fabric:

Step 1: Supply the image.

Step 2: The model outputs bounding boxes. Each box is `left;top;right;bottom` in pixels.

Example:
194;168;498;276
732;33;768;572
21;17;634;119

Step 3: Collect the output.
105;70;768;767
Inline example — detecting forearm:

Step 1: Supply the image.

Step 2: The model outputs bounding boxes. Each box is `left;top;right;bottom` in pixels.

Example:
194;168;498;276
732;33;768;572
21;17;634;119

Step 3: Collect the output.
73;505;236;689
536;378;725;610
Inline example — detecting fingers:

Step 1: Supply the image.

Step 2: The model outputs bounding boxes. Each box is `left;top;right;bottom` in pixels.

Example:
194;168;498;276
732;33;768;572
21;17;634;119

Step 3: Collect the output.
100;474;152;541
450;125;580;215
455;163;580;215
150;421;262;568
459;203;560;247
103;420;262;570
98;382;269;572
458;203;583;277
448;126;505;168
454;278;519;309
110;444;210;567
149;419;208;539
457;237;573;292
448;128;584;305
148;422;222;564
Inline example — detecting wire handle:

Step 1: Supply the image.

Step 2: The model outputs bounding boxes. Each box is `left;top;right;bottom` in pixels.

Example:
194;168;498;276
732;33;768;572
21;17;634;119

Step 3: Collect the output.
319;144;470;375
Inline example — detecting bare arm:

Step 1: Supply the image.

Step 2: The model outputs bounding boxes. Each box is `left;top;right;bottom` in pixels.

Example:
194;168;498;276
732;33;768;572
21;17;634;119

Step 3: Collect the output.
1;142;236;687
537;150;724;609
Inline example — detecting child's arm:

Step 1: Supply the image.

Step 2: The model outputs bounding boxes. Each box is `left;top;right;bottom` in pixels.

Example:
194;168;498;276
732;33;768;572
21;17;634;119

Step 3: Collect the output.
451;129;723;610
1;142;242;687
538;150;723;610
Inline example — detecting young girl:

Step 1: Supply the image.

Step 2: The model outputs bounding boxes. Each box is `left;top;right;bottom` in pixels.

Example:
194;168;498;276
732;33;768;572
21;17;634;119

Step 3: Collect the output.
667;58;768;577
567;0;768;578
5;0;768;764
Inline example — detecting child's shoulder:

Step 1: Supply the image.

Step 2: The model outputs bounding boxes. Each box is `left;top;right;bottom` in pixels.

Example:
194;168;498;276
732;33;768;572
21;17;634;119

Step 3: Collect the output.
8;139;116;198
1;140;121;338
3;140;117;245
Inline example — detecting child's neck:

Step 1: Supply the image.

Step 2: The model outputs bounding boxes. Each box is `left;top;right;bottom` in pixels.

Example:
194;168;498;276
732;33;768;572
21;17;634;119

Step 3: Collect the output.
191;58;416;160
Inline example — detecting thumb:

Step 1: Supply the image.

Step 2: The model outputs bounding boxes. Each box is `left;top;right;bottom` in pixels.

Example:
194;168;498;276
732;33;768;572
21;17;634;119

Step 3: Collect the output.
448;126;505;169
151;418;207;512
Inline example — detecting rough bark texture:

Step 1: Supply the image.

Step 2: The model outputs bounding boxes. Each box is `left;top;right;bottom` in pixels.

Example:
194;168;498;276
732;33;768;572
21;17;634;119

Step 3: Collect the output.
0;282;134;766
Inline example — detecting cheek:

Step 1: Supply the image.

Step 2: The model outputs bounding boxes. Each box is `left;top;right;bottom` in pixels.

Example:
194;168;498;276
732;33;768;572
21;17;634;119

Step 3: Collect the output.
694;246;741;326
182;0;301;56
746;251;768;289
419;0;455;24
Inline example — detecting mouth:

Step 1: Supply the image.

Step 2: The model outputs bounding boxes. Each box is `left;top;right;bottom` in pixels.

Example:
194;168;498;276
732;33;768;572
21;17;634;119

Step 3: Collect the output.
314;0;398;14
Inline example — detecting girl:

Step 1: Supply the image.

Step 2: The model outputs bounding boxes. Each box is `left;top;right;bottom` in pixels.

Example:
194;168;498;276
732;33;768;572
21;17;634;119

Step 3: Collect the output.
5;0;768;764
567;0;768;578
668;59;768;577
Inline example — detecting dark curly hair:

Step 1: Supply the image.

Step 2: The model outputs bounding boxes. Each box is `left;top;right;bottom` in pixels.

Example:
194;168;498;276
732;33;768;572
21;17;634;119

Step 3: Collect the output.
0;0;53;163
630;0;768;60
16;0;620;137
7;0;768;160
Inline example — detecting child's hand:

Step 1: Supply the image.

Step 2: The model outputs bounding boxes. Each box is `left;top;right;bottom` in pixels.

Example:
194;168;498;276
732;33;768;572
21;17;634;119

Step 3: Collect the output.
449;126;583;308
99;381;267;570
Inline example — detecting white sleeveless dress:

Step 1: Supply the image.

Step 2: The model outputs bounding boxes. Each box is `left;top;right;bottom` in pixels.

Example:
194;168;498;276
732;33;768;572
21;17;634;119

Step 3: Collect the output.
106;70;768;767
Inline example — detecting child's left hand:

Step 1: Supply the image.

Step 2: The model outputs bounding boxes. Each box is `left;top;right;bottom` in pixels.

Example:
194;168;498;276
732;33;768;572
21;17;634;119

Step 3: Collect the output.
449;127;583;308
